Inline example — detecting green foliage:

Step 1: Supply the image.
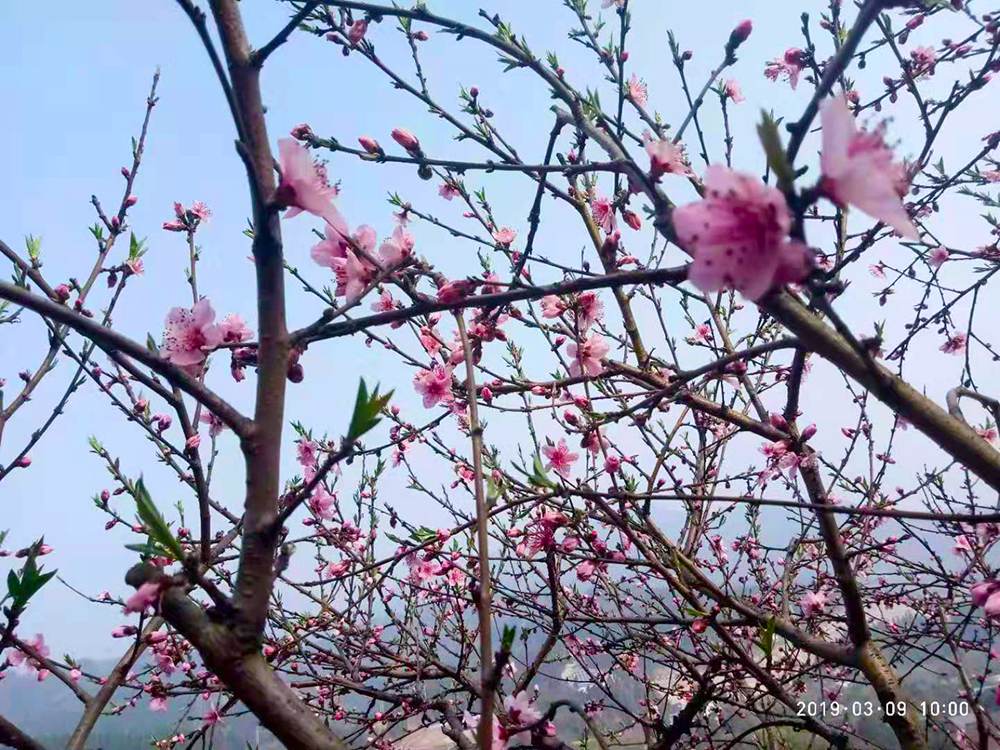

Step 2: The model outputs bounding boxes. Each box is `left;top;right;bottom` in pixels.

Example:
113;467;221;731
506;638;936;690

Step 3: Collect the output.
346;378;393;443
3;539;57;614
132;478;184;560
757;111;794;190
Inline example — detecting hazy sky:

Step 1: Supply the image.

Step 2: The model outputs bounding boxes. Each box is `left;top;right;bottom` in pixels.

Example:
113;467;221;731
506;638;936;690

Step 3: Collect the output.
1;0;994;665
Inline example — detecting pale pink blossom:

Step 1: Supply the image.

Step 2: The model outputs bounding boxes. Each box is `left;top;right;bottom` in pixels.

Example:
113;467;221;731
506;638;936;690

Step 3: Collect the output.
801;590;827;617
379;225;416;266
673;167;815;300
413;365;454;408
275;138;343;224
70;668;82;682
978;427;999;445
576;559;597;581
439;182;461;200
125;257;144;276
954;534;973;555
940;333;967;355
590;190;616;233
540;295;567;319
567;333;610;377
506;692;542;728
819;97;919;240
310;486;337;519
124;582;163;615
203;703;224;728
909;45;936;78
149;696;169;712
575;291;604;332
190;201;212;223
627;74;648;107
371;289;396;313
765;49;807;90
161;298;224;367
723;79;744;104
492;227;517;245
983;170;1000;183
928;246;950;268
297;439;319;467
199;411;227;438
542;438;579;479
643;130;694;178
218;314;252;344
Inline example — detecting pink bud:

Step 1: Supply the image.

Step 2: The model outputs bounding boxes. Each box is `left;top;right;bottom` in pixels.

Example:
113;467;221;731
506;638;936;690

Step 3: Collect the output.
14;456;31;468
121;167;130;179
358;135;381;154
54;284;71;302
348;19;368;44
290;123;313;140
101;489;110;503
470;86;479;98
125;195;138;207
769;413;789;431
728;19;753;49
623;210;642;231
111;216;120;229
412;31;428;41
391;128;421;153
287;362;304;383
800;423;817;441
480;386;493;404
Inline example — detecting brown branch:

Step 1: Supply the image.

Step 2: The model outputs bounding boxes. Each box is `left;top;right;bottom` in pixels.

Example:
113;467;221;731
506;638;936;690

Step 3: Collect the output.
0;714;47;750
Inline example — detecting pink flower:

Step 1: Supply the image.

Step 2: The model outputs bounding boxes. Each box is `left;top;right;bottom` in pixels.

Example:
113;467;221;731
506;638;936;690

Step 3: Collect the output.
161;298;224;367
972;580;1000;608
978;427;999;445
379;225;416;266
275;138;344;225
190;201;212;223
371;289;396;313
673;167;815;300
334;249;377;302
506;692;542;728
590;191;616;233
218;314;252;344
326;559;351;577
70;668;82;682
540;295;567;319
801;590;827;617
203;703;224;728
413;365;454;408
391;128;421;153
111;625;137;638
199;411;227;438
125;257;144;276
542;438;579;479
297;439;319;467
928;246;950;268
290;124;312;141
765;49;807;90
940;333;967;355
439;182;461;200
909;46;936;78
819;97;919;240
984;170;1000;183
643;130;694;178
436;279;476;304
492;227;517;245
627;74;648;107
567;333;610;377
124;582;163;615
348;19;368;44
954;534;973;555
149;696;169;712
723;79;744;104
310;486;337;519
576;559;597;581
575;291;604;331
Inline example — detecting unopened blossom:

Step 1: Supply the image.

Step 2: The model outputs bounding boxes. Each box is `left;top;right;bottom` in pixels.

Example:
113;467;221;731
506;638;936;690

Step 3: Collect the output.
727;19;753;52
542;438;579;479
161;298;224;367
765;49;807;90
819;97;919;240
492;227;517;245
673;167;815;300
70;668;82;682
348;19;368;44
567;333;610;377
623;210;641;230
643;130;694;178
391;128;421;153
436;279;476;304
358;135;381;154
413;365;454;408
801;590;827;617
379;225;415;266
111;625;137;638
940;333;967;355
928;246;950;268
984;170;1000;183
591;190;616;233
274;138;343;224
124;582;163;615
627;74;648;107
723;79;744;104
153;413;172;432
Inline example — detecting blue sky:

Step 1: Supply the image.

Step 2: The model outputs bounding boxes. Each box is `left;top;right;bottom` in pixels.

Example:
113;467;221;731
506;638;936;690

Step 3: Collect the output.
1;0;994;660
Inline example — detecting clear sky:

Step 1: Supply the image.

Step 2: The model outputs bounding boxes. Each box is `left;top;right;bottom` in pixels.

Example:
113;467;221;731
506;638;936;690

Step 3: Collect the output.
0;0;993;660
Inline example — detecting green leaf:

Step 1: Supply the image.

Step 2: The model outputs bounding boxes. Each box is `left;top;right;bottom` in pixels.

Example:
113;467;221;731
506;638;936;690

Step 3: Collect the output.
530;452;558;489
346;378;394;442
501;624;517;651
757;616;777;656
757;111;794;190
134;478;184;560
6;570;19;602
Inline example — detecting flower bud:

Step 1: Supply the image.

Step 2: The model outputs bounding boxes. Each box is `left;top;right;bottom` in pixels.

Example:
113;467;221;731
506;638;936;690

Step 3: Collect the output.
727;19;753;54
348;19;368;44
121;167;130;179
769;412;789;431
623;210;642;230
480;386;493;404
14;456;31;468
54;284;71;302
358;135;381;154
125;195;138;207
290;123;313;140
800;423;818;441
287;362;304;383
391;128;421;153
469;86;479;98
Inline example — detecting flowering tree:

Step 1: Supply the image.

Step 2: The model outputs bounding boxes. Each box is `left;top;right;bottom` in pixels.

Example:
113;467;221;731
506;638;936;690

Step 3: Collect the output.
2;1;1000;750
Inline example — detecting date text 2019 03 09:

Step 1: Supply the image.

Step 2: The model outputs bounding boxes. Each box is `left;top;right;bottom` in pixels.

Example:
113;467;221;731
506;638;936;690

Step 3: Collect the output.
797;701;970;718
